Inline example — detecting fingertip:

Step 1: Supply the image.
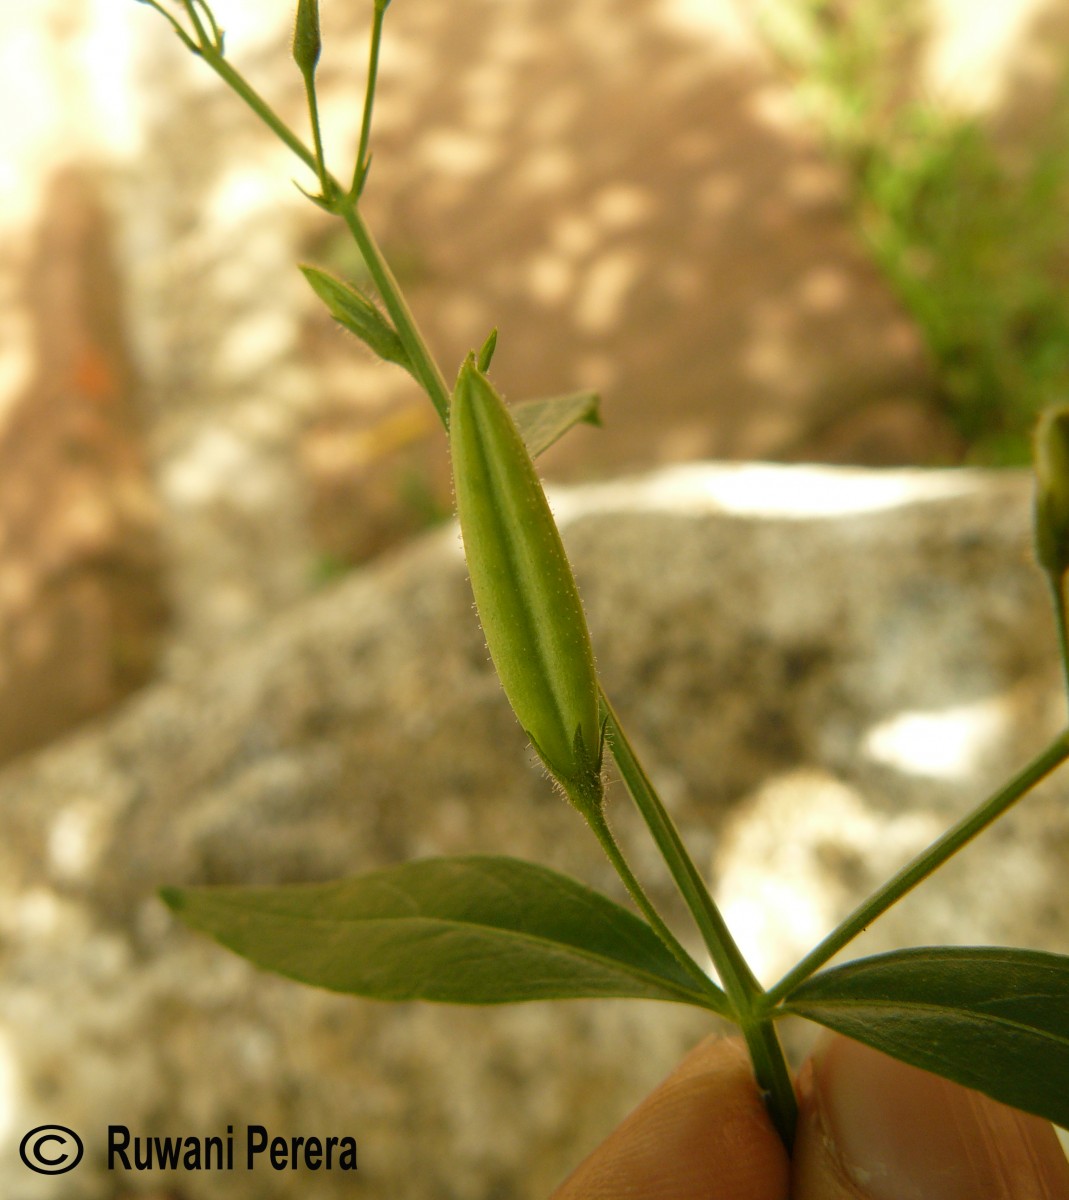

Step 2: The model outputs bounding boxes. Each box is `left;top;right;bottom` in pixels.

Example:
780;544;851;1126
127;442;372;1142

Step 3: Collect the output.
552;1037;790;1200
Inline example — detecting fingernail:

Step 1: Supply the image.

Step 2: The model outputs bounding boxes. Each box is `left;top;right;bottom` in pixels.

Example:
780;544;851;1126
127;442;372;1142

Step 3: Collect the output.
811;1035;1069;1200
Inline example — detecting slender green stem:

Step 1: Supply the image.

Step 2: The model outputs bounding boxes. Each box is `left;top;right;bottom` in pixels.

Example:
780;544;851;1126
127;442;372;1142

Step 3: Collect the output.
139;0;198;50
581;808;729;1010
192;0;223;50
600;690;757;1002
301;77;330;198
195;42;322;173
335;203;452;425
181;0;210;45
1048;573;1069;710
740;1018;797;1148
765;726;1069;1007
351;0;390;197
179;41;453;426
600;687;797;1145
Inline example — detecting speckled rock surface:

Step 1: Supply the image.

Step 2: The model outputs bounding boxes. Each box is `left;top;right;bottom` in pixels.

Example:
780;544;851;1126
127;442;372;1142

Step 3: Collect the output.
0;464;1065;1198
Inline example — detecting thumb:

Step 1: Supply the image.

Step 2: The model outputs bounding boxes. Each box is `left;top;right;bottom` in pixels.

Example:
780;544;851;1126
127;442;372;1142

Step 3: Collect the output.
792;1034;1069;1200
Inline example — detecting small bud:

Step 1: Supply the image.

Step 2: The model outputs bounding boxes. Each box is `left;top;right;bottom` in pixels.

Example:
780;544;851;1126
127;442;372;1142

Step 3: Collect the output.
450;357;603;810
292;0;322;78
1034;407;1069;579
477;328;498;373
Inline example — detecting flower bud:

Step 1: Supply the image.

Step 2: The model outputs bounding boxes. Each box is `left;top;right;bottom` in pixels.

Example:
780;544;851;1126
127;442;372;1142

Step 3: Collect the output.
450;357;603;810
1034;406;1069;580
292;0;322;79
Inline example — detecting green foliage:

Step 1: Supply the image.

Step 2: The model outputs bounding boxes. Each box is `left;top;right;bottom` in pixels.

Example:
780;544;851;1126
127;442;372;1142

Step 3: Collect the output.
511;390;602;458
758;0;1069;463
300;265;413;374
162;856;726;1009
138;0;1069;1155
783;946;1069;1128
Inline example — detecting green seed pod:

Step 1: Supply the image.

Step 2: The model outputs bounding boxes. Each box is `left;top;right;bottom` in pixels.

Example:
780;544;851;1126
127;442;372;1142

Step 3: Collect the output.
450;357;603;810
1034;406;1069;580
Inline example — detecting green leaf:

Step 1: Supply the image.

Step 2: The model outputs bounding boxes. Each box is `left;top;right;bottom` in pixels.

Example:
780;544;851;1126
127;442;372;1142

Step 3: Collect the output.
781;946;1069;1127
300;265;413;375
162;855;724;1010
513;391;602;459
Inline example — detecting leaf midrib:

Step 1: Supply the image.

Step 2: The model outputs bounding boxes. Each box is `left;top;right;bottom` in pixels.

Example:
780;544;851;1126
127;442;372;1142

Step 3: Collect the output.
199;894;718;1007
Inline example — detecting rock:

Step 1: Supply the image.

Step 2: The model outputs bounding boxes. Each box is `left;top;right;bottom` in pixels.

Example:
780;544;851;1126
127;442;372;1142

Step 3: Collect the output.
112;0;944;655
0;170;168;767
0;463;1065;1198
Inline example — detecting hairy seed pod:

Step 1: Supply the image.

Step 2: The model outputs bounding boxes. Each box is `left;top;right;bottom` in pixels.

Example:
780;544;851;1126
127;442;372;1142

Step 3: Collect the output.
1034;406;1069;580
450;357;603;809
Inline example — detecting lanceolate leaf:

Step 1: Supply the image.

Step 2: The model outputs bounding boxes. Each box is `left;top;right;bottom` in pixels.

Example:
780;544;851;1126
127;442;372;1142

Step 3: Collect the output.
512;391;602;459
162;856;724;1011
781;946;1069;1127
300;265;413;374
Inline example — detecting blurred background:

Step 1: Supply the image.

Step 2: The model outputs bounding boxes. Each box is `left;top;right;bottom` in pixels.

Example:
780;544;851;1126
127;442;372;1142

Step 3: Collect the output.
2;0;1068;767
3;2;1069;1197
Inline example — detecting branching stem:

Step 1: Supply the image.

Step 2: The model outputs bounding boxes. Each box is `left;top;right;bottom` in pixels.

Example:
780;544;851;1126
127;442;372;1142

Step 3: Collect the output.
600;688;797;1146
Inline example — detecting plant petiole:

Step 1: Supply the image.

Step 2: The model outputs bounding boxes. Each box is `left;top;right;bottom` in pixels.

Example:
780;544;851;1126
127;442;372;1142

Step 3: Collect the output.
765;726;1069;1007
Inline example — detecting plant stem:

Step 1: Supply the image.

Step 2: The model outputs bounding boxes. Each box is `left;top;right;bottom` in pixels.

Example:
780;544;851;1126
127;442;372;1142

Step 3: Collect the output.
185;42;453;426
149;0;795;1137
194;42;322;174
600;688;797;1145
181;0;210;46
739;1018;797;1149
765;726;1069;1007
582;808;729;1011
335;203;452;426
599;691;756;998
302;78;330;198
1048;573;1069;710
351;0;390;197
